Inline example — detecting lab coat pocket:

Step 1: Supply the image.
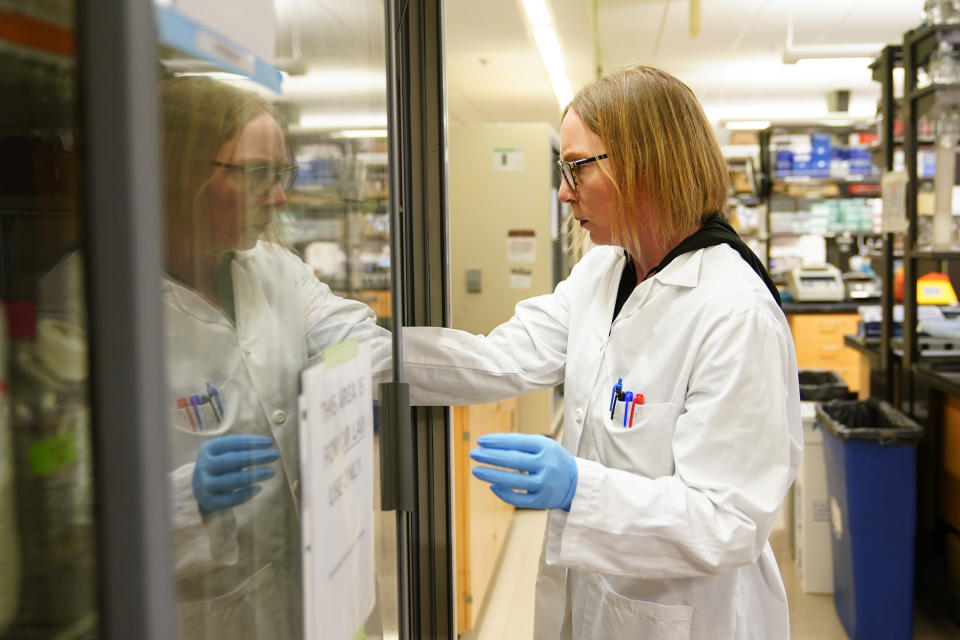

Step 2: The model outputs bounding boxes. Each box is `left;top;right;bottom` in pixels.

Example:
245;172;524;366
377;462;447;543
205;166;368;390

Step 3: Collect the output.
169;391;230;436
597;401;679;477
177;563;292;640
573;572;693;640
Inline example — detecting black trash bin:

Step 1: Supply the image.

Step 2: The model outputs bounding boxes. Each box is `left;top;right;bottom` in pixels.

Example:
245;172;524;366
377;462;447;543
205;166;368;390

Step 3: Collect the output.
815;398;924;640
799;369;851;401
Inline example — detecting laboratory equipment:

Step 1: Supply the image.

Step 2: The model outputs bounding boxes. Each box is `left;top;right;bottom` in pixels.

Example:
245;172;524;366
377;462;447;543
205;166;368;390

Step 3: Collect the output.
842;273;882;300
917;272;959;305
785;264;846;302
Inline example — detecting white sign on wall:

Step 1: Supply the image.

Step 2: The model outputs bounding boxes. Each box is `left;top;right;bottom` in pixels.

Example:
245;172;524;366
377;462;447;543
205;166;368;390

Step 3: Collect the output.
507;229;537;263
493;147;525;171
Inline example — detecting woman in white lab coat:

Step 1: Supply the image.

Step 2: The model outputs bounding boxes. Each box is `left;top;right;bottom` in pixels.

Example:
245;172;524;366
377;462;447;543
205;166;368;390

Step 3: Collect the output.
159;77;389;639
402;66;803;639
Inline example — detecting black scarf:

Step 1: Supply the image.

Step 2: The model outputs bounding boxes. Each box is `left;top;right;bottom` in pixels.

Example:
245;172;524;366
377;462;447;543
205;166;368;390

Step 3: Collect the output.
613;213;781;321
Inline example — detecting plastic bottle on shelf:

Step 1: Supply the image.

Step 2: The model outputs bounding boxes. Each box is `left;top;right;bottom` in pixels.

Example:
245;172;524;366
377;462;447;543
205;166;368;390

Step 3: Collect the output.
5;300;95;625
0;301;20;633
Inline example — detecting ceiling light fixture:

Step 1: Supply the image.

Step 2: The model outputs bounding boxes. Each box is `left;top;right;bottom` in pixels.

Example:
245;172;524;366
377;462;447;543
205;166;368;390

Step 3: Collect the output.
725;120;772;131
519;0;573;109
336;129;388;138
783;44;884;65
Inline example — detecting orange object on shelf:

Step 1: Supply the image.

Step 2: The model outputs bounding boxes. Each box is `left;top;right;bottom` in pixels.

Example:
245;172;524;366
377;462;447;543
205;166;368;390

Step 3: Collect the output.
893;265;904;302
892;269;959;305
917;272;958;305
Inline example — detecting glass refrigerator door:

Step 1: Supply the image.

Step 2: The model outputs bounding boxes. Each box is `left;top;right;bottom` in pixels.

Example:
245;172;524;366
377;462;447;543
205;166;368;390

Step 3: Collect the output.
0;1;99;637
154;1;400;638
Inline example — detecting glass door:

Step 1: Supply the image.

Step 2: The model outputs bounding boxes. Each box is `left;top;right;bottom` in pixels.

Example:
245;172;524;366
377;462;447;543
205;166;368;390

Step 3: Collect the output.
0;2;100;637
151;1;402;638
2;1;455;637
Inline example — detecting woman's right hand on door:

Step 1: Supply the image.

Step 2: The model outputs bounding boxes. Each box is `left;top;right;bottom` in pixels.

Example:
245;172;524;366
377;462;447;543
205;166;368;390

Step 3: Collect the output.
192;434;279;517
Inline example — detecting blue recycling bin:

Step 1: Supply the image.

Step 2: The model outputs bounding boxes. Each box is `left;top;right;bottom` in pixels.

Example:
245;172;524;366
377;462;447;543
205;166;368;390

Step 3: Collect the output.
815;399;923;640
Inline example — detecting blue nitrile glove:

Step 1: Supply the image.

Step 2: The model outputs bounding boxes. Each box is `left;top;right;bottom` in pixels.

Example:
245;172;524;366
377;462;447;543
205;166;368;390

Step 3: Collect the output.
192;434;280;518
470;433;578;511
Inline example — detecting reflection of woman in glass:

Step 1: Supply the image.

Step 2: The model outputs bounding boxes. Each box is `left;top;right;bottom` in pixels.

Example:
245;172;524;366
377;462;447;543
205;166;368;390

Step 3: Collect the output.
161;76;387;639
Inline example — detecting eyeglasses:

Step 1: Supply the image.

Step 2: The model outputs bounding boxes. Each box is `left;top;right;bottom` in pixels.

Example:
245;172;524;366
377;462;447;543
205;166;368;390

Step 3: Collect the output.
556;154;608;191
212;161;299;196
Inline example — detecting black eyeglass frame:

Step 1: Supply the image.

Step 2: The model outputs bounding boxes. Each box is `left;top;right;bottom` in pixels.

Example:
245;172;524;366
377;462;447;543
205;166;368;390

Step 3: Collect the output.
556;153;608;191
211;161;300;196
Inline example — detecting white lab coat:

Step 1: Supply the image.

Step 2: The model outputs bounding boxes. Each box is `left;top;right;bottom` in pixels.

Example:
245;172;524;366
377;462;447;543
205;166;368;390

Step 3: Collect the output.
403;244;802;639
165;241;390;639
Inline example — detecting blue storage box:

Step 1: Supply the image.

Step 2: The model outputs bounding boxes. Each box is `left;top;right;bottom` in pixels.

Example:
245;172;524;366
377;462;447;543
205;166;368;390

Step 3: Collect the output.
775;150;794;178
815;399;923;640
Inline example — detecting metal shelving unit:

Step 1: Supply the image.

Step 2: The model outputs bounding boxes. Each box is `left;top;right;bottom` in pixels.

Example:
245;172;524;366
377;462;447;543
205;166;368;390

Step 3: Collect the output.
872;44;903;405
902;22;960;626
758;123;881;270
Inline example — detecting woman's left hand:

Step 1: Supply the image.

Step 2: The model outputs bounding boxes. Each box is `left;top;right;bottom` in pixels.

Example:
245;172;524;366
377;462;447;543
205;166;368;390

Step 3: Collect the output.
470;433;578;511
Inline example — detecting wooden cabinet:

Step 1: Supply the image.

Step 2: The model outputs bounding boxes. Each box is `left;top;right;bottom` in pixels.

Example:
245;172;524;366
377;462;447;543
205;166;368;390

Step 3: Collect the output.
453;399;518;635
788;313;863;395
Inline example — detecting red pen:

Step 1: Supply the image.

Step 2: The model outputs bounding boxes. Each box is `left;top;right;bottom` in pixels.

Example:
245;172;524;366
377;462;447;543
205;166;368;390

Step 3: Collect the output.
178;397;197;431
628;393;644;428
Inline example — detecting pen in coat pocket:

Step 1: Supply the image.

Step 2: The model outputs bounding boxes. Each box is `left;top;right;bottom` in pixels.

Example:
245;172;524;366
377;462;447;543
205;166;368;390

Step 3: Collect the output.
206;382;225;422
189;395;206;431
178;397;196;431
609;377;623;413
622;391;633;428
628;393;645;428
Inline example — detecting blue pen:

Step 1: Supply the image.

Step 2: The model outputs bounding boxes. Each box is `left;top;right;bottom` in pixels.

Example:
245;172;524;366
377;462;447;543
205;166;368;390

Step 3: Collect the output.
609;377;623;412
206;382;224;422
622;391;633;427
189;395;205;431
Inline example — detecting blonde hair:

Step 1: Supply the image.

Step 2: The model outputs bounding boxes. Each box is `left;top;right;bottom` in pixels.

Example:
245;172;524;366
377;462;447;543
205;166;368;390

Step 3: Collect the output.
565;65;728;257
159;76;290;248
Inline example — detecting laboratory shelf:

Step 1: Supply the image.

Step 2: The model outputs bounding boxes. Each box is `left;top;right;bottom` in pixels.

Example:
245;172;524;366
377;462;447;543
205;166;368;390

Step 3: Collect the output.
907;248;960;261
909;84;960;119
906;23;960;70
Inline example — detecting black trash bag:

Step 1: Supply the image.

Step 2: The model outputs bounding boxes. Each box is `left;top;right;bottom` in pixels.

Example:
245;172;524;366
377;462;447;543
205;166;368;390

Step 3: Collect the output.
799;369;851;401
815;398;924;445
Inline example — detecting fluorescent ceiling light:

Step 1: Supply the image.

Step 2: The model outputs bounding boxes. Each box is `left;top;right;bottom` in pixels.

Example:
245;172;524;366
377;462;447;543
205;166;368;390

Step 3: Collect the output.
796;56;874;68
335;129;388;138
725;120;771;130
296;112;388;130
518;0;572;109
532;26;573;107
783;43;884;64
521;0;551;27
283;69;386;97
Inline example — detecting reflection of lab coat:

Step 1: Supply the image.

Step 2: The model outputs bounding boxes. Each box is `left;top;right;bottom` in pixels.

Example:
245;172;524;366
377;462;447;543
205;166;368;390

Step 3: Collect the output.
404;244;802;639
165;242;389;640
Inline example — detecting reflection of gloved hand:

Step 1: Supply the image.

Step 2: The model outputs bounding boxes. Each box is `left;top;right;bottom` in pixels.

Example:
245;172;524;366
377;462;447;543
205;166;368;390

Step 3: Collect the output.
470;433;578;511
192;435;280;518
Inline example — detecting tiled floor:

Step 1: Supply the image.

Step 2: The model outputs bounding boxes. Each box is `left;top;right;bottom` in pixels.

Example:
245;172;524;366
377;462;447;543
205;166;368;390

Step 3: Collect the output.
464;511;960;640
